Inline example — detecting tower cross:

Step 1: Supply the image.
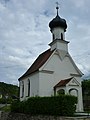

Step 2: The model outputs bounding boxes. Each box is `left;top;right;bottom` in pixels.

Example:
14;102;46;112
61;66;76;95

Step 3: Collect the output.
56;2;60;16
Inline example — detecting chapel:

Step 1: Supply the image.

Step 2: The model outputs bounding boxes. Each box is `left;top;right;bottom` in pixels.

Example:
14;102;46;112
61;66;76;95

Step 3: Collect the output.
18;5;83;112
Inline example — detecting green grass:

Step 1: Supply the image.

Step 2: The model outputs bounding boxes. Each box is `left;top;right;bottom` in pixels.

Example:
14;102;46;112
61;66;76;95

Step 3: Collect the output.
0;105;11;112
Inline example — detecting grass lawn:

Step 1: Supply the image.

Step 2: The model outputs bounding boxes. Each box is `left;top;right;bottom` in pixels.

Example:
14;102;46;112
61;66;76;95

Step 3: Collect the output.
0;104;11;112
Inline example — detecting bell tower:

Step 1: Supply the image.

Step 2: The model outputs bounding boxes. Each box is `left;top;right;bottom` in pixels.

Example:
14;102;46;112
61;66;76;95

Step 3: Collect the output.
49;3;69;51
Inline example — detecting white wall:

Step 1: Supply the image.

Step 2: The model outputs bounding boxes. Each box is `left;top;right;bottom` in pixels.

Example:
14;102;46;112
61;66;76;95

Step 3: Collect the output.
29;72;39;97
39;53;81;97
19;72;39;101
50;40;68;51
52;27;65;40
39;72;54;96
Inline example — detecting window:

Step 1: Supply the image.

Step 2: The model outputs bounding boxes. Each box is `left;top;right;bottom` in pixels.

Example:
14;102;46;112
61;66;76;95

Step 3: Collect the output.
53;34;55;40
27;79;30;97
21;81;24;98
61;33;63;40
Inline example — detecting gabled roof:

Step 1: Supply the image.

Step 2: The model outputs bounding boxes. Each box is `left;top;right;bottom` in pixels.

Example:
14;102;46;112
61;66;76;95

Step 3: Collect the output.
18;49;53;81
54;77;73;89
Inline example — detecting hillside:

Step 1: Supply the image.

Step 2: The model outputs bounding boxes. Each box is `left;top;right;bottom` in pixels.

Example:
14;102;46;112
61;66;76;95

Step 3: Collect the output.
0;82;19;100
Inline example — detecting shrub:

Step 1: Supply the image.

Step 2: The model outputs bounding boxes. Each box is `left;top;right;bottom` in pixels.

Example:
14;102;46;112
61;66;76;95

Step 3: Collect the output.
0;98;6;104
0;97;13;104
11;95;77;116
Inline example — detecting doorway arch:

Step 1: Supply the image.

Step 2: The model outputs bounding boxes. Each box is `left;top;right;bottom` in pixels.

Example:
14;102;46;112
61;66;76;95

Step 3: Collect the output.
69;88;78;97
57;89;65;95
69;88;78;111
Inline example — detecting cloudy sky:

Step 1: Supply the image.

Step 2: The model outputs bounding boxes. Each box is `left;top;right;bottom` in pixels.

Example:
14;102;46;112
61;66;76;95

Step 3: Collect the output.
0;0;90;85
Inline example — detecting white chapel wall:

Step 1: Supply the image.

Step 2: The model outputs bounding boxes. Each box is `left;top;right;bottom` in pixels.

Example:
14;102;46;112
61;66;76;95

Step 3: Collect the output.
39;72;54;96
20;72;39;101
39;52;82;97
29;72;39;97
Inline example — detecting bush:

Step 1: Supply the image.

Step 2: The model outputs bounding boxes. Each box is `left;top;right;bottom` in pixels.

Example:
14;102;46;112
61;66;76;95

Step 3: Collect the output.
0;98;6;104
0;97;13;104
11;95;77;116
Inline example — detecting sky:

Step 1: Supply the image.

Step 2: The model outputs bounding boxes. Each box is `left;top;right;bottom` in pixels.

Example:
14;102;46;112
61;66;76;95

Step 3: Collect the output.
0;0;90;85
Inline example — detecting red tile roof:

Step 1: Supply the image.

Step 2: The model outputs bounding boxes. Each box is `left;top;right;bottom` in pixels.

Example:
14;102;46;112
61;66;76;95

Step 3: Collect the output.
18;49;53;81
54;77;73;89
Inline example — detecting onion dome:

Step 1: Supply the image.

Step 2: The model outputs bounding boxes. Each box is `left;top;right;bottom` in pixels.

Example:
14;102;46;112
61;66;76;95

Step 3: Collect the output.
49;5;67;32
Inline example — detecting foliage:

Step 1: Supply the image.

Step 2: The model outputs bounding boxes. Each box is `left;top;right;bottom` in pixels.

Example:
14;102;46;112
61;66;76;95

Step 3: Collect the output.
11;95;77;116
0;82;19;103
82;79;90;95
82;79;90;111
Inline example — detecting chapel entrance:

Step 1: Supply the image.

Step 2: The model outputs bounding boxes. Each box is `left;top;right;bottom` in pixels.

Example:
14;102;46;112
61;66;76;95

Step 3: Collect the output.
57;89;65;95
53;77;83;112
69;88;78;112
69;88;78;97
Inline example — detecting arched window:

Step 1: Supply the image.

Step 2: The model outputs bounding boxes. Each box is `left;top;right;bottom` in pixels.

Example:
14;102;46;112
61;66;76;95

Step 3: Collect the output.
57;89;65;95
53;34;55;40
69;88;78;97
61;33;63;40
21;81;24;98
28;79;30;97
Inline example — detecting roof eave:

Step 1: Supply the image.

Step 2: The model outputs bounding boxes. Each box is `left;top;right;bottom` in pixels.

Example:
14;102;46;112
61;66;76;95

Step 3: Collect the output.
18;70;39;81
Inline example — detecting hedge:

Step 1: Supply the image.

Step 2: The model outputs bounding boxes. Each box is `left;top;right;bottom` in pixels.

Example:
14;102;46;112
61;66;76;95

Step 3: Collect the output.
11;95;77;116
